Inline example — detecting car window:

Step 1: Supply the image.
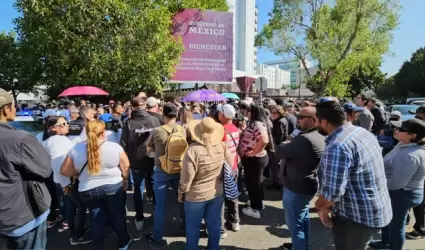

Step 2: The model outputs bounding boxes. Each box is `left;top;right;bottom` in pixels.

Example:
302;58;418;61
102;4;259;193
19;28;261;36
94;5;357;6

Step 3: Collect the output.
392;105;418;114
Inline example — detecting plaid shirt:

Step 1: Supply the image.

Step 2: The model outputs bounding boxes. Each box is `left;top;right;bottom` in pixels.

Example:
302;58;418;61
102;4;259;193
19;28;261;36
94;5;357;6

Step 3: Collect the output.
319;123;392;228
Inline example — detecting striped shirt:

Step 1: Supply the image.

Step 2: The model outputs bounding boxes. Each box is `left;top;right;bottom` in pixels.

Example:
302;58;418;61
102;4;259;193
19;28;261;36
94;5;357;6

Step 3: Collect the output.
223;123;240;170
318;122;392;228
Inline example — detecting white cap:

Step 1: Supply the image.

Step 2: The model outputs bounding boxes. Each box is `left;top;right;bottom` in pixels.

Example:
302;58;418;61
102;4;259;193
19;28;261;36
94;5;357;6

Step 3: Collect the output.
217;104;236;119
390;111;402;118
146;97;160;108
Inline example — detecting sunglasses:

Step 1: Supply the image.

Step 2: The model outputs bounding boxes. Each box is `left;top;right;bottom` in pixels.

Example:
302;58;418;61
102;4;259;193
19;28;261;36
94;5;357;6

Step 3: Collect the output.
298;115;313;120
54;122;68;127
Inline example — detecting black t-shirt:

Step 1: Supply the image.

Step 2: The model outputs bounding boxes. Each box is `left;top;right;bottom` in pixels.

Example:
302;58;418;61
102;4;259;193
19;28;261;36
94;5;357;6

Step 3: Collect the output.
68;118;84;136
147;111;164;125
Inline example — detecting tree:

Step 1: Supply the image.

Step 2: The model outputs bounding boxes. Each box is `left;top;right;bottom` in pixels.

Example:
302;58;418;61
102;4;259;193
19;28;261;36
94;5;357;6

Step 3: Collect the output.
346;63;386;98
394;46;425;97
256;0;399;97
375;76;402;100
14;0;228;99
0;32;39;105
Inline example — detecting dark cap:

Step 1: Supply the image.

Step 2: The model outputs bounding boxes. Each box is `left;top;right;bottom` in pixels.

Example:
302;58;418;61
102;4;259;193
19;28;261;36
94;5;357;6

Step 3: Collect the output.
163;103;178;116
390;118;425;136
411;105;425;114
343;102;364;113
131;96;145;108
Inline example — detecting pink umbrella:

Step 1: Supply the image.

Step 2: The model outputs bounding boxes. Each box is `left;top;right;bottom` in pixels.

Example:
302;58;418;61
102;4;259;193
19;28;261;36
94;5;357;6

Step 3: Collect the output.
58;86;109;97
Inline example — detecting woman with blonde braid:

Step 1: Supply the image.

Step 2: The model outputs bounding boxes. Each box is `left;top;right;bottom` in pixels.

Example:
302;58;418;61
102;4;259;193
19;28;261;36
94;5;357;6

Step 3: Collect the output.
60;120;132;250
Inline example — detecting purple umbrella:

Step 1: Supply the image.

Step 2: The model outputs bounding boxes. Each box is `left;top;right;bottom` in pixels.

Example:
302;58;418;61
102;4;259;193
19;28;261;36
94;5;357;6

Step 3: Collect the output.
181;89;226;102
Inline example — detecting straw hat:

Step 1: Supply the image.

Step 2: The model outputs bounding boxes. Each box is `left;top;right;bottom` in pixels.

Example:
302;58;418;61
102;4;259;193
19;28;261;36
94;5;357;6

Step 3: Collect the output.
188;117;224;146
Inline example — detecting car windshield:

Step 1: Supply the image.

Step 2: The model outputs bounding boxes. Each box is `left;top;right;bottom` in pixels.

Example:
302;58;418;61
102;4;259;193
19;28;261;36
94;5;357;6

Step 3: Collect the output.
392;105;418;114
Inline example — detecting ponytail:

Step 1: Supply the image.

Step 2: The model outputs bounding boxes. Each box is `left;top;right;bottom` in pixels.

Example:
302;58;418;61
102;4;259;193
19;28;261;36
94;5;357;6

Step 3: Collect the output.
86;120;105;174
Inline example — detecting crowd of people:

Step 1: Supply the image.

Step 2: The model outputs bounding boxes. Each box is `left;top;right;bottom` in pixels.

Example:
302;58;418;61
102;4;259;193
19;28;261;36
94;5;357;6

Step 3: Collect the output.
0;87;424;250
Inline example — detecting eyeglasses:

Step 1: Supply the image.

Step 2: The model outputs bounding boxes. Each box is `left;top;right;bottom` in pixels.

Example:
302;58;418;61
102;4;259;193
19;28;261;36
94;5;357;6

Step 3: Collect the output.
54;122;68;127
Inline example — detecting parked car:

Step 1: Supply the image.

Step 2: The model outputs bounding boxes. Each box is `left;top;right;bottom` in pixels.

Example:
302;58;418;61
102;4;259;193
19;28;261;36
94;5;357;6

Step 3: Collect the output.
385;104;419;121
406;97;425;104
16;107;34;117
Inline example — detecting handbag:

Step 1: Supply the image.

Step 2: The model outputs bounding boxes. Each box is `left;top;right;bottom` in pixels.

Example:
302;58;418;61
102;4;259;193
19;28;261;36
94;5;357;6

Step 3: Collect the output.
64;161;88;195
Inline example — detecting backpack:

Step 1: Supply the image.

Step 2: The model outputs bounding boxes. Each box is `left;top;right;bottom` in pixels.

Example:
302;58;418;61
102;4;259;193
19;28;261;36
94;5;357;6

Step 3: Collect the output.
159;125;188;174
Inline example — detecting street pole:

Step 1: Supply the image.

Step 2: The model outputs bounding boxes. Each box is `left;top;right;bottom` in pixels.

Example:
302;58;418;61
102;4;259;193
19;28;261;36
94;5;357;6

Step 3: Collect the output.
259;78;263;103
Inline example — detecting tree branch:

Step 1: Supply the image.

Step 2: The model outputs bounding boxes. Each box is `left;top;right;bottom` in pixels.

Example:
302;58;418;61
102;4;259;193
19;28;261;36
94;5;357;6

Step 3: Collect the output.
338;0;363;64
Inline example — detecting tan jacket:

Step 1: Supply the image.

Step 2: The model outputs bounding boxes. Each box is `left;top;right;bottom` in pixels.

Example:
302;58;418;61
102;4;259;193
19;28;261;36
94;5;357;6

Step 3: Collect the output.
179;142;233;202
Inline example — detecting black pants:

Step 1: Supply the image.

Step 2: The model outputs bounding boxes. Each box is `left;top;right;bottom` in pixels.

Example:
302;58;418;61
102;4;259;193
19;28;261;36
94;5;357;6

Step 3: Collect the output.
332;215;380;250
413;187;425;232
46;173;60;221
242;155;269;210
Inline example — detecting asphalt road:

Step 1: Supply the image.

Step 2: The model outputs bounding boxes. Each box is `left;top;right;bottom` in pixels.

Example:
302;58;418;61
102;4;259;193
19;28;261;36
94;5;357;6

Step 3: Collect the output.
46;184;425;250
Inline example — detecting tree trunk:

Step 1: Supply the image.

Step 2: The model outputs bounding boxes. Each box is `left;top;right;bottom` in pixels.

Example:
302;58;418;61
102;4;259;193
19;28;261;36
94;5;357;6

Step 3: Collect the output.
11;90;19;108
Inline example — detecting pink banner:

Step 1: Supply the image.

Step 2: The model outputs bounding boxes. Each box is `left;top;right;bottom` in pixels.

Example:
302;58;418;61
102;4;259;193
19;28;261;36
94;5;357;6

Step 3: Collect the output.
171;9;233;83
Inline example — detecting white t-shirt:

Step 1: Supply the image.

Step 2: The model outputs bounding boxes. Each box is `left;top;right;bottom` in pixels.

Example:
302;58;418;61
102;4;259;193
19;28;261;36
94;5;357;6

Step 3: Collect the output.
70;126;87;143
42;135;74;187
68;141;123;192
105;129;122;143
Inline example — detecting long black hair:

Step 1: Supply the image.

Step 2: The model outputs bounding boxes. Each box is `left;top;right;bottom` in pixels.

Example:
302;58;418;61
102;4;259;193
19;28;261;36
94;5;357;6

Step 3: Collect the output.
42;116;63;141
248;104;275;152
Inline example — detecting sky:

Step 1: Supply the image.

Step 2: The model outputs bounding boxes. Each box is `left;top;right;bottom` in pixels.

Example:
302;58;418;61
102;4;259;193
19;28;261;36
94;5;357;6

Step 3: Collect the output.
1;0;424;77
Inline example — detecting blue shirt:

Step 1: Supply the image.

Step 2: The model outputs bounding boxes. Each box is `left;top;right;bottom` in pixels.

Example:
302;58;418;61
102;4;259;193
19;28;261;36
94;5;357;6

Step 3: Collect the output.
318;123;392;228
0;210;49;237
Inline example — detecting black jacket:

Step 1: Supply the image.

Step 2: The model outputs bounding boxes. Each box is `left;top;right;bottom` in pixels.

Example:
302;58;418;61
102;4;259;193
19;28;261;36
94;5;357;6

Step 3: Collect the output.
147;111;164;125
285;113;297;135
371;107;386;134
277;128;325;195
120;109;160;170
0;123;52;232
272;116;288;146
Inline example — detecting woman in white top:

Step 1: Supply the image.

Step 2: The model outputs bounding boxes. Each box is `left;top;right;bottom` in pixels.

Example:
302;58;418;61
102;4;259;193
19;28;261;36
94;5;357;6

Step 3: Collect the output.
60;120;131;250
42;116;90;245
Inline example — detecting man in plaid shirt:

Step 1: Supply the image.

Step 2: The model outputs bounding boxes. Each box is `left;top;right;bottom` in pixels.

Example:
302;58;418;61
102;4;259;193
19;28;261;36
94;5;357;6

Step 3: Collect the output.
314;101;392;250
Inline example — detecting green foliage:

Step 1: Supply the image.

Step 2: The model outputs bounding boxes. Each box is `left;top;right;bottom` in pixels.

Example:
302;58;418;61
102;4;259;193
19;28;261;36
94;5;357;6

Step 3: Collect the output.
256;0;399;97
0;32;39;103
394;47;425;97
14;0;228;99
375;76;401;99
346;64;386;98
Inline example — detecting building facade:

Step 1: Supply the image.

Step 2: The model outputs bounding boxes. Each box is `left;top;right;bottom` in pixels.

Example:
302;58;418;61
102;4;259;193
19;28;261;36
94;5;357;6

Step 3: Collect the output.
227;0;258;76
263;59;318;87
256;64;291;89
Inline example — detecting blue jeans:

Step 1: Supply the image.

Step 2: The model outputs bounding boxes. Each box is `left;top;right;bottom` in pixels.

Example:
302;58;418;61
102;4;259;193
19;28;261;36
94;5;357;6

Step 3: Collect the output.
0;221;47;250
79;182;130;250
132;167;155;221
382;189;423;250
185;195;224;250
65;186;87;239
283;188;315;250
152;167;185;240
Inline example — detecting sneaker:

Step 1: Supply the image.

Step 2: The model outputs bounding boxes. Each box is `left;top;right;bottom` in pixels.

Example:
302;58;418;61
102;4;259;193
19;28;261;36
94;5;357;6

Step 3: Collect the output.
406;230;425;240
134;218;144;231
70;237;92;246
242;207;261;219
47;215;63;228
221;231;228;239
146;196;153;205
119;236;132;250
246;200;265;209
280;243;292;250
231;222;240;232
145;232;162;244
369;240;390;249
62;221;69;230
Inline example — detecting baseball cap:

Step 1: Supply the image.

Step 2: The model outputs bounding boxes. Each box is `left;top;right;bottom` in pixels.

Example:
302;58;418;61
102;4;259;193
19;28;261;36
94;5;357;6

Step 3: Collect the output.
390;118;425;136
284;103;294;108
163;103;178;116
131;96;145;107
343;102;364;113
409;105;425;114
98;113;113;122
70;107;79;113
217;104;236;119
109;100;115;104
0;88;14;106
146;97;160;108
390;111;402;118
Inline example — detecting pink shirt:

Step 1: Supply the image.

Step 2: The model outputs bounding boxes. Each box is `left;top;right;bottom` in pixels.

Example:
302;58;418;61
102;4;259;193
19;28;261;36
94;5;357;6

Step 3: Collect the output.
238;121;268;158
222;123;240;170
